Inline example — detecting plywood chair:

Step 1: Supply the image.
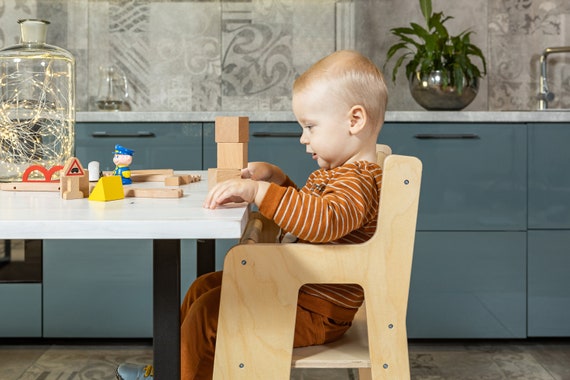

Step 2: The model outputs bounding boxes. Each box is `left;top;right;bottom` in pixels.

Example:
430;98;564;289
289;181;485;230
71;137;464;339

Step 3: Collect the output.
213;145;422;380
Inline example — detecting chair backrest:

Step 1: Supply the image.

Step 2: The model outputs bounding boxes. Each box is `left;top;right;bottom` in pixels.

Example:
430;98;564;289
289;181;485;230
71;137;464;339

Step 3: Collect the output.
214;146;422;380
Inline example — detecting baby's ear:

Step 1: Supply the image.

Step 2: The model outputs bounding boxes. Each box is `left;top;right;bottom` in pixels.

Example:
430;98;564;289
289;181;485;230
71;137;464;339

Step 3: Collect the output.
348;105;367;135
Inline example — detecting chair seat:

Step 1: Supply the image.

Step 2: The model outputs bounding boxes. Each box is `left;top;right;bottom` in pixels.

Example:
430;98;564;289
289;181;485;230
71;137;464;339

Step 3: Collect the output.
292;308;370;369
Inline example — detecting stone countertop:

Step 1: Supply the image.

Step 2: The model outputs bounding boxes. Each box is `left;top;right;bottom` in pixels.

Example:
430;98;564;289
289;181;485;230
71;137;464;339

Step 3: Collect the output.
76;111;570;123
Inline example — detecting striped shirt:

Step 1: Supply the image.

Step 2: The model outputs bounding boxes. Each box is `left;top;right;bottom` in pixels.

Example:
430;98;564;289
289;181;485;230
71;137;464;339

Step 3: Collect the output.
259;160;383;318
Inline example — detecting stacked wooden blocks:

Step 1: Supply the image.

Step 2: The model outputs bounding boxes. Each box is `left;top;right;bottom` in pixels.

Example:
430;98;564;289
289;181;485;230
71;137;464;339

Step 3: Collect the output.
208;116;249;189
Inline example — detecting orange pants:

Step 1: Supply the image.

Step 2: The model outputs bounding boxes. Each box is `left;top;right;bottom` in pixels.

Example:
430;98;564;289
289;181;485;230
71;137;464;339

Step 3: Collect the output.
179;271;352;380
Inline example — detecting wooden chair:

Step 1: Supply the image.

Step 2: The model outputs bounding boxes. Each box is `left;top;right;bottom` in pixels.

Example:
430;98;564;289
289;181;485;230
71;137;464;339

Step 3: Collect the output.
213;145;422;380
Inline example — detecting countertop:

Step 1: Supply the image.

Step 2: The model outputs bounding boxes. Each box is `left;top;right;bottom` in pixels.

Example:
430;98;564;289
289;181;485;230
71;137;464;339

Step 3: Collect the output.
76;110;570;123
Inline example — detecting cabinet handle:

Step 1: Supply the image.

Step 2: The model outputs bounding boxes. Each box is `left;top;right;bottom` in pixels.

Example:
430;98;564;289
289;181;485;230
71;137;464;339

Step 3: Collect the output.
252;132;302;138
91;131;156;138
414;133;480;139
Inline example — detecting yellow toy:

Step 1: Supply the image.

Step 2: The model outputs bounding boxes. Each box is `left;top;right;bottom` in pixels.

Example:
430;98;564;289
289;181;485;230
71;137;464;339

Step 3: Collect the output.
88;176;125;202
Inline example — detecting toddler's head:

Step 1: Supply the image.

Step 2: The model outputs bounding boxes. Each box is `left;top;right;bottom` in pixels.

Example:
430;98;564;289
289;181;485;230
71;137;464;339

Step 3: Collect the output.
293;50;388;133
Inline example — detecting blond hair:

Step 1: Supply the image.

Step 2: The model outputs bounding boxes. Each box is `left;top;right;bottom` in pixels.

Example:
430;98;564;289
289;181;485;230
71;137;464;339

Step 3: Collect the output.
293;50;388;131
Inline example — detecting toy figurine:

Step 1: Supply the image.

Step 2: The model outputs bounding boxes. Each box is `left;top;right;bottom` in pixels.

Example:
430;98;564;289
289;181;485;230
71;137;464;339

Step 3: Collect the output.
112;144;134;185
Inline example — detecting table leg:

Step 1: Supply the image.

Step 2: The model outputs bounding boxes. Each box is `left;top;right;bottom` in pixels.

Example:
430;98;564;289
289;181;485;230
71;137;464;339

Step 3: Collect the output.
153;239;181;380
197;239;216;276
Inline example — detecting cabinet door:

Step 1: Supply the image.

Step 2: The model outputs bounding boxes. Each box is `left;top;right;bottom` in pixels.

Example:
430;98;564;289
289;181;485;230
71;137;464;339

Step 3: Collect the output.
43;240;153;337
43;239;198;338
75;123;203;172
407;231;527;338
204;122;317;187
528;230;570;336
380;123;527;231
0;284;41;337
528;123;570;228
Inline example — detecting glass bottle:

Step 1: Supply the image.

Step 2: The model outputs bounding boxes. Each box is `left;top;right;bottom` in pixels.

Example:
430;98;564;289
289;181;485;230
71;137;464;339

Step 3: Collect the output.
0;19;75;182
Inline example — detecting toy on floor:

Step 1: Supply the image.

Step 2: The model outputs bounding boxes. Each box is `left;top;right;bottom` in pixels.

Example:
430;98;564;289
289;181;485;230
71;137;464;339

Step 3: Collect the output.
112;144;134;185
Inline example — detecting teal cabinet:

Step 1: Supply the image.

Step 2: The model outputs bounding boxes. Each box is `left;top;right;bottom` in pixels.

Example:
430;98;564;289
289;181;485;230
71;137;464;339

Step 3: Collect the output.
378;123;528;338
380;123;527;231
75;122;203;172
407;232;527;338
527;124;570;337
0;284;41;337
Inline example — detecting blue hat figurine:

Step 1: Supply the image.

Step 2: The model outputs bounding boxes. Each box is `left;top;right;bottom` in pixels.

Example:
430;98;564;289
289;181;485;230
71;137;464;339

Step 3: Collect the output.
112;144;134;185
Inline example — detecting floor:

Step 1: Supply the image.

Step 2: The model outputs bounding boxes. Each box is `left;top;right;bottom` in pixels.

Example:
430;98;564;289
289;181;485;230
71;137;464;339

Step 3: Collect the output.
1;339;570;379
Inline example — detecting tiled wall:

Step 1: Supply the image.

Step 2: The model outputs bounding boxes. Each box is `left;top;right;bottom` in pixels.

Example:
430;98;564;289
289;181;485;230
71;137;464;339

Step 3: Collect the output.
0;0;568;112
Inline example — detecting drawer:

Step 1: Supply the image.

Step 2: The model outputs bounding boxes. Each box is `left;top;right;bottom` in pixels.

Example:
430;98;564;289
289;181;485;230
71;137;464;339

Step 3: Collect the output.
380;123;527;231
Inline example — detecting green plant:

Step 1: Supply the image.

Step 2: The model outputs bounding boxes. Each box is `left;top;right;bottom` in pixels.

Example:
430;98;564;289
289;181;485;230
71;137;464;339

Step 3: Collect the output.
384;0;487;94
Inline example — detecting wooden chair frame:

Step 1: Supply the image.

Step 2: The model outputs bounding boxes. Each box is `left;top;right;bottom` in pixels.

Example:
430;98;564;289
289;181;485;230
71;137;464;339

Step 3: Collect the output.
213;146;422;379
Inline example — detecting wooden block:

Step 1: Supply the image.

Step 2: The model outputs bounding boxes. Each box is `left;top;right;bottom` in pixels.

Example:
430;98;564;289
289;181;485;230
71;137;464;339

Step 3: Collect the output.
215;116;249;143
164;174;201;186
0;182;60;192
124;188;183;198
130;169;175;183
208;168;241;190
217;142;248;169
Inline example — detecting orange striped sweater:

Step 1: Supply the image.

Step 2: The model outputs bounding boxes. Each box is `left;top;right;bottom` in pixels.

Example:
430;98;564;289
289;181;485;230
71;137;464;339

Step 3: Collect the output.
258;160;383;320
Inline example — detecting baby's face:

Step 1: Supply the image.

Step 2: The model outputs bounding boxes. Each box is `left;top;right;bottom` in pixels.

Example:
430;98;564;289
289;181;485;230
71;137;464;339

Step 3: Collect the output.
292;82;355;170
114;154;132;166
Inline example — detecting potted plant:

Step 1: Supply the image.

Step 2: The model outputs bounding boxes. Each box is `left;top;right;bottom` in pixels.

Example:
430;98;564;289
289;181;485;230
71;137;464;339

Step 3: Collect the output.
384;0;487;110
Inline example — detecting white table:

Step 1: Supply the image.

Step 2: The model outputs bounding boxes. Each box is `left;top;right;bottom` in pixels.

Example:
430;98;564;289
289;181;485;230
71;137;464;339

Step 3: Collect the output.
0;171;249;380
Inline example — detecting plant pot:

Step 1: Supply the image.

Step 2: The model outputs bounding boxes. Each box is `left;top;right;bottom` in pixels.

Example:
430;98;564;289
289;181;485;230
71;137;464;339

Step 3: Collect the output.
409;71;478;111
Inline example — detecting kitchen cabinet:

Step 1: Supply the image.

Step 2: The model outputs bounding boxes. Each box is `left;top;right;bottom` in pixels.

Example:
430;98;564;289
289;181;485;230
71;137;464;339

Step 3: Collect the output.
380;123;528;338
4;119;567;338
527;124;570;336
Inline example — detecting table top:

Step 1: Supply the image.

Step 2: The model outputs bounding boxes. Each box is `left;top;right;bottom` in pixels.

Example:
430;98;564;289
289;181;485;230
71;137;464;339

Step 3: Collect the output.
0;171;249;240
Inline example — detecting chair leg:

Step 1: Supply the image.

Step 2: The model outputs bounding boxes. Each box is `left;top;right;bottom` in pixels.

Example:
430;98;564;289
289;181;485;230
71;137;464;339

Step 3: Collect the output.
358;368;372;380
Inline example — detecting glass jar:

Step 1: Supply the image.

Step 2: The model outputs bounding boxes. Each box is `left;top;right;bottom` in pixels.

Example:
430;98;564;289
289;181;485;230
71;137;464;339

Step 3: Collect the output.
0;19;75;182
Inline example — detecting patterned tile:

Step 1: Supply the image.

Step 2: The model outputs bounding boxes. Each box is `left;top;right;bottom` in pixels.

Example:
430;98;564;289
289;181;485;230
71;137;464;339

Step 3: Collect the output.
1;0;570;111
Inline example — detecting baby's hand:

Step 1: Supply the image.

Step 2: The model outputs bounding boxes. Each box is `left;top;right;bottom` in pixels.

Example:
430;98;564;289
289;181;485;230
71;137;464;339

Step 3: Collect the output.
242;162;286;185
203;179;258;209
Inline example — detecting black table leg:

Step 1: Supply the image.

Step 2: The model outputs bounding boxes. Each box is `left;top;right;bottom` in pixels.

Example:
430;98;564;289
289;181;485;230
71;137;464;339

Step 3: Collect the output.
153;239;181;380
197;239;216;276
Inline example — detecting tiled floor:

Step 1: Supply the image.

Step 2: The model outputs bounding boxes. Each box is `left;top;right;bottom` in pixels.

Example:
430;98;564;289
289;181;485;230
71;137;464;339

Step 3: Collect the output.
1;339;570;379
